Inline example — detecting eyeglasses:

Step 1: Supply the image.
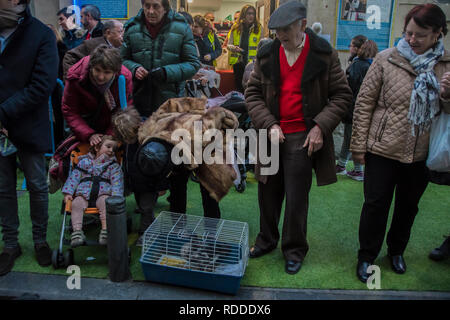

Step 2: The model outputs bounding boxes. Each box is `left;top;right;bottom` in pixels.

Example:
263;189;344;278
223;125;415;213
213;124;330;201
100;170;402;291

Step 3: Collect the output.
403;31;434;42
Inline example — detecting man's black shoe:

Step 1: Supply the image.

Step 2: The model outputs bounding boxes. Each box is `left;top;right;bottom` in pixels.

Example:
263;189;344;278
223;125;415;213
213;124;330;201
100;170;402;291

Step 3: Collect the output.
0;246;22;276
388;254;406;274
285;260;302;275
429;236;450;261
356;260;371;283
249;245;276;258
35;242;52;267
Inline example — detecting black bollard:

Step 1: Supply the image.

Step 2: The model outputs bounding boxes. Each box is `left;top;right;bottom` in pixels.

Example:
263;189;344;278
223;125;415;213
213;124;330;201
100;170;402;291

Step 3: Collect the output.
106;196;131;282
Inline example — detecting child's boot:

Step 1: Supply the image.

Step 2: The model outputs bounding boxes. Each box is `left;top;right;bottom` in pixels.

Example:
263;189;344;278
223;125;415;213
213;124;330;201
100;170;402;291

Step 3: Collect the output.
99;229;108;246
71;230;86;247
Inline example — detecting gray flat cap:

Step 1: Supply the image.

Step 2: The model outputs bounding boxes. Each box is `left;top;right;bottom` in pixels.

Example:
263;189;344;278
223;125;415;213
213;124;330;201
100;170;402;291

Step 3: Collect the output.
268;1;307;29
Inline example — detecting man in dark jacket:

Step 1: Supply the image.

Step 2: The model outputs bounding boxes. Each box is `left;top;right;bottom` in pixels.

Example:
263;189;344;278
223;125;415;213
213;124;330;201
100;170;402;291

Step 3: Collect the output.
81;4;103;40
0;0;58;276
245;1;352;275
63;19;124;79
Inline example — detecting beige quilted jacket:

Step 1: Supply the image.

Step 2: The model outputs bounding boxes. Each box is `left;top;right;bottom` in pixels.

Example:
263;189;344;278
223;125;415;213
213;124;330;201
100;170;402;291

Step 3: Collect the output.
350;47;450;163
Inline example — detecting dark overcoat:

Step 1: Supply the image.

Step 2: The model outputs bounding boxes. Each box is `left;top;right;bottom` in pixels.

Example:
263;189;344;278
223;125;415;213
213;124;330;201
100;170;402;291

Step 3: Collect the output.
0;7;58;153
245;28;352;186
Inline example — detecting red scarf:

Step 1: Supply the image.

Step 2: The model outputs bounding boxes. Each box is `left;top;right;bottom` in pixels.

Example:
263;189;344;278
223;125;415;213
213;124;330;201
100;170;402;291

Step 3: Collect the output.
145;17;165;39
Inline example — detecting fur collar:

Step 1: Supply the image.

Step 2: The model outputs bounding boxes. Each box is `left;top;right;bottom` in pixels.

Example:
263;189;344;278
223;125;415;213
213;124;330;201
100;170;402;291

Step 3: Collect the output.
138;97;238;202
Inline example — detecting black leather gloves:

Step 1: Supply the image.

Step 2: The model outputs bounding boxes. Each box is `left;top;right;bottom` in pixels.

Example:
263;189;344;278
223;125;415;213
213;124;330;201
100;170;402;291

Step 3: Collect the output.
150;67;167;83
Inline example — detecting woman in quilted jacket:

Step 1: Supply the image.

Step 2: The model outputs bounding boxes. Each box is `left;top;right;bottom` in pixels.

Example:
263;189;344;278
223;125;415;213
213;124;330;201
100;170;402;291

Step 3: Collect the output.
62;135;124;247
350;4;450;283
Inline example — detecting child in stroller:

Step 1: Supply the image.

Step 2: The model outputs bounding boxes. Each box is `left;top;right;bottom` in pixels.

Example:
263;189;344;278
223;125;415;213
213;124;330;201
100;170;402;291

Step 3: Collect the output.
62;135;124;247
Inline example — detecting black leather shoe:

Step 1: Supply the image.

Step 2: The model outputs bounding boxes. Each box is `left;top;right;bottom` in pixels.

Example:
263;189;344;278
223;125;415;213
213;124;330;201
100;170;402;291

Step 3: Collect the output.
429;236;450;261
0;246;22;276
249;245;275;258
356;260;371;283
388;254;406;274
285;260;302;275
35;242;52;267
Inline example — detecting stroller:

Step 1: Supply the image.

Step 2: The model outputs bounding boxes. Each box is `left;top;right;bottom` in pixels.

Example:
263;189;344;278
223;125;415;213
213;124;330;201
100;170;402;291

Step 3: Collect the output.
185;76;253;193
52;142;132;269
51;75;131;269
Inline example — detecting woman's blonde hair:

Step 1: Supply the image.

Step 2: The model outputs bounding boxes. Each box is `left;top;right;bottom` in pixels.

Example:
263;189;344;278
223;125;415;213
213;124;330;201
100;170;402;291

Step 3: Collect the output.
112;108;141;144
230;4;260;35
47;24;63;43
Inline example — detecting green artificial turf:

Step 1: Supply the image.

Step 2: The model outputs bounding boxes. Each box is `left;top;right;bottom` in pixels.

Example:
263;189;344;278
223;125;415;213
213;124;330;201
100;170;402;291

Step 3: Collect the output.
6;166;450;292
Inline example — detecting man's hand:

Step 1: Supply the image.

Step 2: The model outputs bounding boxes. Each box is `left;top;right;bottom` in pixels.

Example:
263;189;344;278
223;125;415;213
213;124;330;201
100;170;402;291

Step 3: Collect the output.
229;45;244;53
89;133;103;146
64;194;73;203
135;67;149;80
352;152;366;165
440;72;450;99
269;124;285;143
303;125;323;157
204;54;212;62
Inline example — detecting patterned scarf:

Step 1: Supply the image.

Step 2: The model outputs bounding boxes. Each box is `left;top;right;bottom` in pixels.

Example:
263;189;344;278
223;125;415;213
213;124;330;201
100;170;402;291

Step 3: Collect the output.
0;4;26;30
396;37;444;136
89;72;117;111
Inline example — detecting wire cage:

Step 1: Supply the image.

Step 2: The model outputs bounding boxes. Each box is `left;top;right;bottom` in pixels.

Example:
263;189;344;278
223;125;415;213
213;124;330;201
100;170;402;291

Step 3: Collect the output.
140;211;249;294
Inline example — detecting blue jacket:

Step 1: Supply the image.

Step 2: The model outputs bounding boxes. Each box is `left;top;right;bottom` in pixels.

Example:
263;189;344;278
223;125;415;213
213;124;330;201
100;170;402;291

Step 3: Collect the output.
195;33;222;66
62;27;85;50
0;7;58;153
343;57;373;124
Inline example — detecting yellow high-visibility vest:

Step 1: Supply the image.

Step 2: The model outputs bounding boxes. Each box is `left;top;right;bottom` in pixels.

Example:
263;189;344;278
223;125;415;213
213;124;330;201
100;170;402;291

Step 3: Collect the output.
228;25;261;65
207;31;217;67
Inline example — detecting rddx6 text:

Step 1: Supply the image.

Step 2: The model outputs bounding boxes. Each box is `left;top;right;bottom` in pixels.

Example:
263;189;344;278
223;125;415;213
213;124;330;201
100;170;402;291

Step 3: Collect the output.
223;305;271;315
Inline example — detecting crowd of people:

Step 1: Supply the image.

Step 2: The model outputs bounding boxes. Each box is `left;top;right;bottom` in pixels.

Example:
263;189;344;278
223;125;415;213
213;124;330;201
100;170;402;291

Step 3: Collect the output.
0;0;448;285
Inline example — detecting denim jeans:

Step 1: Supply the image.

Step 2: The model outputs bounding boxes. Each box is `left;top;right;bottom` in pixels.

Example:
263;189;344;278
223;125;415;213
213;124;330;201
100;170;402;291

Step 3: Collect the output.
337;122;363;172
0;149;48;248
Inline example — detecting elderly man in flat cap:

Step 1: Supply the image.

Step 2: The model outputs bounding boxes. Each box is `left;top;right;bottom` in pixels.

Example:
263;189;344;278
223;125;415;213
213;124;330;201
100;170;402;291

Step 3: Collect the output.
245;1;352;275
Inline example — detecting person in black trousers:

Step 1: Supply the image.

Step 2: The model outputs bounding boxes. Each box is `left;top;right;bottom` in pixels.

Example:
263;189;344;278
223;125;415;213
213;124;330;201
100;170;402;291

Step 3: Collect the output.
168;167;221;219
350;4;450;282
428;171;450;262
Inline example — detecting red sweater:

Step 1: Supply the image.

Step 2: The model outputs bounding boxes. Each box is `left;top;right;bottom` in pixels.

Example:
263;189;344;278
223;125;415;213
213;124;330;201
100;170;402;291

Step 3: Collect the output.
278;35;310;134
